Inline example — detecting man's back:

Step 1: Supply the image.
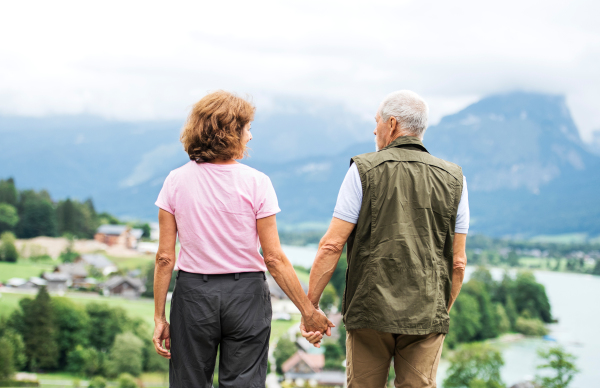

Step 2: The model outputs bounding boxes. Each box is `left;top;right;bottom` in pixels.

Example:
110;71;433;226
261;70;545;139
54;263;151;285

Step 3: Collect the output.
343;136;463;334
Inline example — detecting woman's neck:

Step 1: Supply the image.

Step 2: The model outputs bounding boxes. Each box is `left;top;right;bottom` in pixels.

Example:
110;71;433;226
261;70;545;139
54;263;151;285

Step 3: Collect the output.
207;158;238;165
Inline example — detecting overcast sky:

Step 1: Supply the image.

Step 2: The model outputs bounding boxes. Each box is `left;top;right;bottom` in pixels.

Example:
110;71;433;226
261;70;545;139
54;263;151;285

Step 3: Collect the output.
1;0;599;141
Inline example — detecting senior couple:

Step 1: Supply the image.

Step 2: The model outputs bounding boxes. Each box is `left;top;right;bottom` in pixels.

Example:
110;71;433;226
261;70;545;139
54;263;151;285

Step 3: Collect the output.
152;90;469;388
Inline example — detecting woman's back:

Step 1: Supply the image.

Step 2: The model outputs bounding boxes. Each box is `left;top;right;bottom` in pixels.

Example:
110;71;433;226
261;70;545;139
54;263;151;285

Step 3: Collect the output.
156;160;280;274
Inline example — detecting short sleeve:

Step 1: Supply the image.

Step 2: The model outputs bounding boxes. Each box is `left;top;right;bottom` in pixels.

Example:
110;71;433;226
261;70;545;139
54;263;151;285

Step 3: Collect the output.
455;176;470;234
333;163;362;224
155;173;176;215
255;176;281;219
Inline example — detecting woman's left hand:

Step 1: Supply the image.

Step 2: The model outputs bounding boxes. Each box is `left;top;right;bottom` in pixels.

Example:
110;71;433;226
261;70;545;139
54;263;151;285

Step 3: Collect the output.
153;319;172;359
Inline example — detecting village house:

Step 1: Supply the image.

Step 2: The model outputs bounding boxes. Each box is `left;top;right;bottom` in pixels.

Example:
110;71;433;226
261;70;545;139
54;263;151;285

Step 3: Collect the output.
282;350;346;387
54;263;88;288
76;253;118;276
41;272;69;293
94;225;144;249
102;276;145;298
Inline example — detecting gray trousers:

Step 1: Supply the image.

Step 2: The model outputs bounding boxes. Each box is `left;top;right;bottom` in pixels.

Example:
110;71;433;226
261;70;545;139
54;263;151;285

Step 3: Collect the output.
169;271;272;388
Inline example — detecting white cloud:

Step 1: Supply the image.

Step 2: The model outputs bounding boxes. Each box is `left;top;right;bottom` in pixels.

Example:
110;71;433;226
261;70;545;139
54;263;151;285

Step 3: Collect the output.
0;0;599;140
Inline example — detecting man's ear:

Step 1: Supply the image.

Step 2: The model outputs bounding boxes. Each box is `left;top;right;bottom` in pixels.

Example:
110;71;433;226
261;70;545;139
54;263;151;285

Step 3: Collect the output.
389;117;397;133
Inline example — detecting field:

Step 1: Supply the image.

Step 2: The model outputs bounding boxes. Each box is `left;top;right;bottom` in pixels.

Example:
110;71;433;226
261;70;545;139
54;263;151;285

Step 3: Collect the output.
0;260;55;283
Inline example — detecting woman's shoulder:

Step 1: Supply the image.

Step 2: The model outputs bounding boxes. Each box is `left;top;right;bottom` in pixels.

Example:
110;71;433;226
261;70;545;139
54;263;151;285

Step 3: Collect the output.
236;163;271;181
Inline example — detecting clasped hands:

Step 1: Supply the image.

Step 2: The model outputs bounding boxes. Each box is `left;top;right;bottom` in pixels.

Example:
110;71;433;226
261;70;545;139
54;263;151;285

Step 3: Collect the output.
300;304;335;348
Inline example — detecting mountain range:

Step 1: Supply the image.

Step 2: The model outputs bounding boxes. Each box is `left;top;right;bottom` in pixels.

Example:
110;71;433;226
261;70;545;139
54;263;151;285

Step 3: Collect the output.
1;92;599;237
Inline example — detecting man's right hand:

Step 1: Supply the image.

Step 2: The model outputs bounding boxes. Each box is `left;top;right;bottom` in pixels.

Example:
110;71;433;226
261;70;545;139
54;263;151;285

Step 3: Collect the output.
303;307;335;334
301;307;335;347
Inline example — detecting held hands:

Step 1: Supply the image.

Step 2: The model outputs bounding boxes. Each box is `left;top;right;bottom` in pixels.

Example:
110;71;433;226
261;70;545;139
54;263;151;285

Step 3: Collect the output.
300;306;335;348
153;319;171;359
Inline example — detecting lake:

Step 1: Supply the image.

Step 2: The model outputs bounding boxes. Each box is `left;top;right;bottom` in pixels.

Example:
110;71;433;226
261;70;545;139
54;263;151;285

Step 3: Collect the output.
281;245;600;387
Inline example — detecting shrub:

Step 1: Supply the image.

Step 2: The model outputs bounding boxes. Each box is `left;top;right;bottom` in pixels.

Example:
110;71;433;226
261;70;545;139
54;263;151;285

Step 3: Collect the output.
105;332;144;378
443;343;504;388
0;232;18;262
88;376;107;388
0;337;15;380
66;346;102;377
117;373;139;388
274;337;297;375
515;316;549;336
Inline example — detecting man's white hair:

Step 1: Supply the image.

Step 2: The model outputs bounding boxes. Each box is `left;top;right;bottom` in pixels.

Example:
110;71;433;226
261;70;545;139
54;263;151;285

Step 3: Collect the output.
377;90;429;138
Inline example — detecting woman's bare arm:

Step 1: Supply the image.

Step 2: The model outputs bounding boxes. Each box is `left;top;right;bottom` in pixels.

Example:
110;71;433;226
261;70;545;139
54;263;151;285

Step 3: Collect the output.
257;215;333;335
153;209;177;358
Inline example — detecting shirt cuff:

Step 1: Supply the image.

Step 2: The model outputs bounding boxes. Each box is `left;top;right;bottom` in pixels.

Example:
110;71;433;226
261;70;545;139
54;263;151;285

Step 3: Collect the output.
455;228;468;234
333;211;358;224
155;201;174;215
256;208;281;219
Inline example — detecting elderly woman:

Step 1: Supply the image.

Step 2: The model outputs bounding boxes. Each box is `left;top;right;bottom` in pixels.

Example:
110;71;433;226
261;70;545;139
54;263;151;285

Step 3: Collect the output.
152;91;332;388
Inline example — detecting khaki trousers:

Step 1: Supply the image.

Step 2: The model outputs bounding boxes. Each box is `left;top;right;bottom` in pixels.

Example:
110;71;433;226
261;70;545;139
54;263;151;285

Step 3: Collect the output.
346;328;445;388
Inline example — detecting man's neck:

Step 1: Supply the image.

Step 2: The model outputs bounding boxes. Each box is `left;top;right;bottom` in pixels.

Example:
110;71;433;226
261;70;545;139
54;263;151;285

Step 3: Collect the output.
387;132;419;147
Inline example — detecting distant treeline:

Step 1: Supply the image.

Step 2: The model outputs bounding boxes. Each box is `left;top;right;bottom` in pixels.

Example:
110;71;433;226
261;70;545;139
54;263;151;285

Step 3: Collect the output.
467;234;600;257
0;287;167;380
446;267;552;348
0;178;148;240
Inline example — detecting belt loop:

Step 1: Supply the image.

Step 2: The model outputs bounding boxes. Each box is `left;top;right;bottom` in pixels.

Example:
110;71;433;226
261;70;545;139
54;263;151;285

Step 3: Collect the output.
263;272;266;280
203;274;208;282
176;271;180;279
235;273;240;281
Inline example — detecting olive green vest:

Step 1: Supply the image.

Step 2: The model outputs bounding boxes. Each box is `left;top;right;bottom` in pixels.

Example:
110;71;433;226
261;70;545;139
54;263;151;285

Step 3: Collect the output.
342;136;463;335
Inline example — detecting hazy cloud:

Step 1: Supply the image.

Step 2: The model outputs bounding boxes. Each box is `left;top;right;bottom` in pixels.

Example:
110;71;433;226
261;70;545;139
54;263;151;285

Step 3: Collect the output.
1;0;599;140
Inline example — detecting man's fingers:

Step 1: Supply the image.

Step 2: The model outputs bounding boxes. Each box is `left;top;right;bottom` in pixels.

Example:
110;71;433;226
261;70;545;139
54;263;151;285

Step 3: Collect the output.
165;338;171;350
326;327;332;336
328;319;336;327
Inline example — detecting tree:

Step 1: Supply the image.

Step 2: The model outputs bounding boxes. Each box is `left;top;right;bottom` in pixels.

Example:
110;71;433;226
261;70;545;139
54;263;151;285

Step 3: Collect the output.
0;337;15;380
463;280;498;340
320;284;338;314
0;231;18;262
142;263;177;298
495;304;511;334
52;298;90;368
105;332;144;378
273;337;297;375
329;254;347;300
592;260;600;276
133;222;151;239
513;272;552;323
0;178;18;207
507;251;519;267
446;293;481;348
443;343;504;388
86;303;130;352
323;342;344;370
514;316;548;336
16;191;57;238
536;346;579;388
338;324;346;353
56;198;99;239
0;329;27;371
504;295;518;330
17;287;59;370
0;203;19;234
66;345;103;377
59;234;79;263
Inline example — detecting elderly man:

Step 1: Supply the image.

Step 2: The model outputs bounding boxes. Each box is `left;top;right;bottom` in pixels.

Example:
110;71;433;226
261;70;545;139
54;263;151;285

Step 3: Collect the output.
302;90;469;387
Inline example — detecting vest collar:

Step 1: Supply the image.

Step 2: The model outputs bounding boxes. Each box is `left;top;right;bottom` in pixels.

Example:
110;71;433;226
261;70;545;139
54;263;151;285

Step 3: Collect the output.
381;135;429;153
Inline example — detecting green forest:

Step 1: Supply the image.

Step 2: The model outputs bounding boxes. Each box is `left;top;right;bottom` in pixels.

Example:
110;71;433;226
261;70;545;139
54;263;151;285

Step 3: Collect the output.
0;287;168;385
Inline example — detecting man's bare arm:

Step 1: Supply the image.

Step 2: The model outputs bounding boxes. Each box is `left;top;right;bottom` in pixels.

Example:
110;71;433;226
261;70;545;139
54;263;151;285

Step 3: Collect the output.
307;217;356;308
447;233;467;313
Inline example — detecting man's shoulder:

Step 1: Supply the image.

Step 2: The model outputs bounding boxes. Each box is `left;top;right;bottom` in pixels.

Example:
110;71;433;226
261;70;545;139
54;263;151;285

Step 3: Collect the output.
352;149;463;181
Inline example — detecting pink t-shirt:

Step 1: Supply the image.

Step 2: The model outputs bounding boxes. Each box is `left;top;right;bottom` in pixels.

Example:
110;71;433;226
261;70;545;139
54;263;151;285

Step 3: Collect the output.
155;161;281;274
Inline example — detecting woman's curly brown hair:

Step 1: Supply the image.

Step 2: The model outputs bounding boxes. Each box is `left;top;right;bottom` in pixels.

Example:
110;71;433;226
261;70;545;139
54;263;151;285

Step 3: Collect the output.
181;90;255;162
